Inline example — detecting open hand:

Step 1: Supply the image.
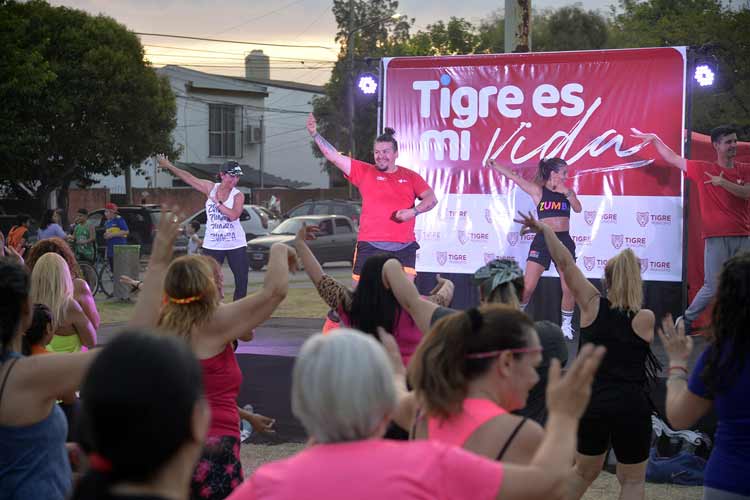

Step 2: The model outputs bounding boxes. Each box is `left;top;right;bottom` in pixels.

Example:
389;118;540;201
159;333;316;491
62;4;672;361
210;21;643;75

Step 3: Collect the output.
513;210;546;236
306;113;317;136
243;412;276;434
658;314;693;365
546;343;606;420
155;154;173;171
630;128;658;145
151;206;182;266
704;171;725;186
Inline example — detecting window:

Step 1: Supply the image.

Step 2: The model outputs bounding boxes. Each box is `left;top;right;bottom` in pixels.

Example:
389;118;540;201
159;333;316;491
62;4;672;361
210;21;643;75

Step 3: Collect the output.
317;220;333;236
312;204;330;215
335;218;352;233
287;203;312;217
209;104;242;157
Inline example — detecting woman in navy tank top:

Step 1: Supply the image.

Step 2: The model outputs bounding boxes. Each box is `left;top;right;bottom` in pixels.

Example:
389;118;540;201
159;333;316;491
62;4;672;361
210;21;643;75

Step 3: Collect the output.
489;158;582;339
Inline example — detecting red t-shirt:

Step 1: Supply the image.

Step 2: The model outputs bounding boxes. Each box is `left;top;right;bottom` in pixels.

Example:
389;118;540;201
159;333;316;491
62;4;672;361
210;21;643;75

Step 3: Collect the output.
347;160;431;243
201;343;242;439
686;160;750;239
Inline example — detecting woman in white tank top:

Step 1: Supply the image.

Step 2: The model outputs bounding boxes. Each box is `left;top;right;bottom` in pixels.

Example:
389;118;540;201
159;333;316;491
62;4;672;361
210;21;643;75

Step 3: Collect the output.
157;157;251;300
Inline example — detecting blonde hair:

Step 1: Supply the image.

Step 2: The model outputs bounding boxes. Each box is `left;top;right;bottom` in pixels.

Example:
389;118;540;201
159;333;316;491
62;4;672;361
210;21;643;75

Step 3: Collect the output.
157;256;219;341
604;248;643;313
30;253;73;332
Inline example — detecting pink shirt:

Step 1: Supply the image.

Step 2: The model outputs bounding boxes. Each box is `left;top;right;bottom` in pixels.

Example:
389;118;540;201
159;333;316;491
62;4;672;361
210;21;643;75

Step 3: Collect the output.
339;306;423;366
347;160;431;243
227;439;503;500
428;398;507;447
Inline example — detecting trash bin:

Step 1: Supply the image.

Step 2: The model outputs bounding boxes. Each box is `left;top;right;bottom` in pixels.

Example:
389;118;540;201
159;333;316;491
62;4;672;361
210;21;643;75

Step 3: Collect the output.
113;245;141;300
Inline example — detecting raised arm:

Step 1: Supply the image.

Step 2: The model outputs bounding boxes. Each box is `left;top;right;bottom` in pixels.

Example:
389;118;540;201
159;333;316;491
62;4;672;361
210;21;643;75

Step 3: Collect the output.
382;258;441;335
487;159;543;201
515;212;600;322
293;224;325;287
157;154;215;195
307;114;352;176
630;128;687;172
129;207;182;329
212;243;295;343
658;315;713;430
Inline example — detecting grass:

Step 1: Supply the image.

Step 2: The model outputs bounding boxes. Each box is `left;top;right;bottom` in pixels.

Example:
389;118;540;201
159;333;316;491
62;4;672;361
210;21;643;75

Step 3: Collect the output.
96;288;329;325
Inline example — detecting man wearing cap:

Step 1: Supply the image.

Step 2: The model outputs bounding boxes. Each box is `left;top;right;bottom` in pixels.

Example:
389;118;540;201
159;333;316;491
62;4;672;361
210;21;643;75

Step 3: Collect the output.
103;203;129;270
157;155;250;300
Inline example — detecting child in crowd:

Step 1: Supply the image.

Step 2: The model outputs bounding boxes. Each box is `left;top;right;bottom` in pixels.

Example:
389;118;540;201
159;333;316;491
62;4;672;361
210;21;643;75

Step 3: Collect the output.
187;220;203;255
22;304;54;356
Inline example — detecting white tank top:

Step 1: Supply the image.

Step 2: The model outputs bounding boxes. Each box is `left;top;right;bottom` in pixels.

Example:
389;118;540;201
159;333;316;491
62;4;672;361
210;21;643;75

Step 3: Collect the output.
203;184;246;250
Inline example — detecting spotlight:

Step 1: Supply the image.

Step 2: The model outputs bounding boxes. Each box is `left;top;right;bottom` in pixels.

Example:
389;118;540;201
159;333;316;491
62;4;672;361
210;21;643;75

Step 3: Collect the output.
357;73;378;95
694;64;715;87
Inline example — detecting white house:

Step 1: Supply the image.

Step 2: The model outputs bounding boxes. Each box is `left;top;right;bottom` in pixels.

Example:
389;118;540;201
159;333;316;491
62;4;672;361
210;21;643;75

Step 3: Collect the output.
92;51;328;194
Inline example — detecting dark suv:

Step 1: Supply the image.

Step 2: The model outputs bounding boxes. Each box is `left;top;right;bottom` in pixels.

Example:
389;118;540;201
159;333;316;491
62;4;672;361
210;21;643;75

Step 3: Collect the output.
284;199;361;227
88;205;164;255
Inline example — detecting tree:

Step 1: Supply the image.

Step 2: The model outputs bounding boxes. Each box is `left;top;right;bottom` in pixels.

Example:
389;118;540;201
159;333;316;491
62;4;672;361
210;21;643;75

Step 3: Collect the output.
0;0;177;217
402;18;481;56
534;6;610;51
609;0;750;135
312;0;413;186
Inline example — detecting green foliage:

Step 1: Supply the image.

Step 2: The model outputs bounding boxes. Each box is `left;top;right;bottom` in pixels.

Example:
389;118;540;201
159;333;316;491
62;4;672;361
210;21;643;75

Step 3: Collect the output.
534;6;610;51
0;0;177;213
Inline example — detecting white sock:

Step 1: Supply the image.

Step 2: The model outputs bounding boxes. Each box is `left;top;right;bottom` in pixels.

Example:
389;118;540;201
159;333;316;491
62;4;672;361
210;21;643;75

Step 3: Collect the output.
561;309;574;339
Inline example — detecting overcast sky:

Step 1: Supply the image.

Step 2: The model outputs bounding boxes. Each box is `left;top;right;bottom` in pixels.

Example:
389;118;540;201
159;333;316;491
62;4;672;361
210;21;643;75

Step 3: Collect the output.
51;0;619;85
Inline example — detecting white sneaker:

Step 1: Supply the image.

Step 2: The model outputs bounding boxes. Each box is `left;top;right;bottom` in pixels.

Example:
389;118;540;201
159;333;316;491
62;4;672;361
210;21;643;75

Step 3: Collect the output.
562;324;575;340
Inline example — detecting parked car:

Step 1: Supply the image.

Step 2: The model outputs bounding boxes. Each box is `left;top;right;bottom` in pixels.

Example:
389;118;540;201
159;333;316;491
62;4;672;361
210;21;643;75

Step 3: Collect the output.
89;204;164;255
284;199;361;227
246;215;358;271
253;205;281;232
176;204;270;253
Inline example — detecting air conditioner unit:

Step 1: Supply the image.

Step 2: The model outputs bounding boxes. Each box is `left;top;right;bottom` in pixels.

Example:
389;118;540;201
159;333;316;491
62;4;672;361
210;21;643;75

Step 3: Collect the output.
245;125;263;144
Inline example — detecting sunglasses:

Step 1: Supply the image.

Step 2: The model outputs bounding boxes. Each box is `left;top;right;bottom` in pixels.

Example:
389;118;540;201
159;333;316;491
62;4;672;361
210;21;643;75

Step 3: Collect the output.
465;346;544;360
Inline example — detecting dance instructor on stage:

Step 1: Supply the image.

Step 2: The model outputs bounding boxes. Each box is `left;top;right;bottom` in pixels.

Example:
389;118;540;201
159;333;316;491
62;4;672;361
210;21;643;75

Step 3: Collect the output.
157;155;250;300
306;114;437;283
488;158;582;339
632;125;749;333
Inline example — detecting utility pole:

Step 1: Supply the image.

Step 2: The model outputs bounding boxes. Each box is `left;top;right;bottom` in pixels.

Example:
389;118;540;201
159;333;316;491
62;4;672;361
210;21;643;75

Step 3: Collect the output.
347;0;356;200
504;0;531;52
259;115;265;189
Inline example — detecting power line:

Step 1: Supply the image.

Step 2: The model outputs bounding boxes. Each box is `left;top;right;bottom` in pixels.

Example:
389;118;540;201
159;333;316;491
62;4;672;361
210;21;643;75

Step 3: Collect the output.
214;0;307;36
161;63;334;70
134;32;335;50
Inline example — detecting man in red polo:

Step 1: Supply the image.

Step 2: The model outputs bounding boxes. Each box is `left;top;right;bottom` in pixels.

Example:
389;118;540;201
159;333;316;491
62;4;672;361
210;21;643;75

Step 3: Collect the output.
632;125;750;332
307;114;437;283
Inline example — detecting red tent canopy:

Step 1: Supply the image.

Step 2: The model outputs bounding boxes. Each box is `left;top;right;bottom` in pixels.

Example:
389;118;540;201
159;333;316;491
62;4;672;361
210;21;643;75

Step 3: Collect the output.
686;132;750;327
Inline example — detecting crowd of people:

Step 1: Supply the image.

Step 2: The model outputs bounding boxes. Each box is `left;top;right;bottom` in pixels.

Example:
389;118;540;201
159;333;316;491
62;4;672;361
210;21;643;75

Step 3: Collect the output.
0;122;747;500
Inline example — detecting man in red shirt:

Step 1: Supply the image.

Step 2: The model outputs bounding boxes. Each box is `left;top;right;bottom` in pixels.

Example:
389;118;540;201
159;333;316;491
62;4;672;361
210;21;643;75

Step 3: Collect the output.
307;114;437;282
632;125;750;332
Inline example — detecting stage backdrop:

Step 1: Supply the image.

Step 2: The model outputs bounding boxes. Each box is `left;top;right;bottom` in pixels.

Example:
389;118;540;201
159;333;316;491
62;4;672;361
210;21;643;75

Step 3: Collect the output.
382;48;686;281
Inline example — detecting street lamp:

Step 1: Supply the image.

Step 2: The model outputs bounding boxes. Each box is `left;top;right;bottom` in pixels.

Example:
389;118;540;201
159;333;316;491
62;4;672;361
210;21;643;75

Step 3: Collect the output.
345;6;404;198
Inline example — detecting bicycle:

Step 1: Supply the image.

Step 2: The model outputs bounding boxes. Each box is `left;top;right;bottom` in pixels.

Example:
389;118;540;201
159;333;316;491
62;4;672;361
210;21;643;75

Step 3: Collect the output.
74;246;114;298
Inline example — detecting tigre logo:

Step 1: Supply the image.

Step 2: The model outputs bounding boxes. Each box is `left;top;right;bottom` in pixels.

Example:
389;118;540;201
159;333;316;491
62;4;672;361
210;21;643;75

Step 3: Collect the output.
584;256;596;271
506;232;519;246
584;211;597;226
484;209;492;224
436;251;447;266
611;234;624;249
457;231;467;245
484;252;497;264
639;258;649;274
636;212;649;228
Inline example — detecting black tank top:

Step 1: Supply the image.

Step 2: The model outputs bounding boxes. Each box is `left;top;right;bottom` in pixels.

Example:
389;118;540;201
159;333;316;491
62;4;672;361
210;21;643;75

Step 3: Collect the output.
580;297;660;386
537;187;570;219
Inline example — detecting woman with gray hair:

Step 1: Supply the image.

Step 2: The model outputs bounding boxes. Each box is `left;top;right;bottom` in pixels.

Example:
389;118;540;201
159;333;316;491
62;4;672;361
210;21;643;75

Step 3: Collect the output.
227;329;606;500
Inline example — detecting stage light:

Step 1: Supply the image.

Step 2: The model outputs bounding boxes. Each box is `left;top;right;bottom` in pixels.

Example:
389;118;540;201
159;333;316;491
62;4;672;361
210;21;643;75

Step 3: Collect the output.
694;64;715;87
357;74;378;95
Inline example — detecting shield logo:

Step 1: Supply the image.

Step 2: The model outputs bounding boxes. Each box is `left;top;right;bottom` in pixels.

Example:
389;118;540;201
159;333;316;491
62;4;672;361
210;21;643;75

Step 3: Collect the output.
506;232;519;246
484;252;496;264
639;258;649;274
584;256;596;271
436;251;447;266
611;234;624;249
457;231;467;245
584;211;597;226
414;229;422;242
484;209;492;224
636;212;649;227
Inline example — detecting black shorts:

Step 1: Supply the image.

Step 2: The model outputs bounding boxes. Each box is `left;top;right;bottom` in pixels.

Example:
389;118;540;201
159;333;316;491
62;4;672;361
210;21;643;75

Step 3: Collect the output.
577;412;652;464
352;241;419;281
527;231;576;270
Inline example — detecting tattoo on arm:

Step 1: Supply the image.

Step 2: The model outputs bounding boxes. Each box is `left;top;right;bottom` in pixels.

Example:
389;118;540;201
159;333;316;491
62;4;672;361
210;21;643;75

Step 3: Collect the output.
314;133;338;157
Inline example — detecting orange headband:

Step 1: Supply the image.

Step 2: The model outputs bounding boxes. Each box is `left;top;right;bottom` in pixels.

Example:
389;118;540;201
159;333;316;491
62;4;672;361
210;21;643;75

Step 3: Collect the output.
166;294;202;305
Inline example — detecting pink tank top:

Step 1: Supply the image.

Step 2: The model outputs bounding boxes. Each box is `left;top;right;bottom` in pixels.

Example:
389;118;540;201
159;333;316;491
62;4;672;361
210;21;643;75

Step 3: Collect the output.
200;343;242;439
428;398;507;447
338;307;423;366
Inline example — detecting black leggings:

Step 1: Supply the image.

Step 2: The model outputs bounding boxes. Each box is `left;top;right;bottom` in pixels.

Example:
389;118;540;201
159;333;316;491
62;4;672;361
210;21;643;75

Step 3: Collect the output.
203;247;249;301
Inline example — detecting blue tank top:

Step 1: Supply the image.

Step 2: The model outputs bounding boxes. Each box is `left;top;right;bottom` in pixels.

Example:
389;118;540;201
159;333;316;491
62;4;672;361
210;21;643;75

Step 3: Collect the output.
0;352;72;500
537;187;570;219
